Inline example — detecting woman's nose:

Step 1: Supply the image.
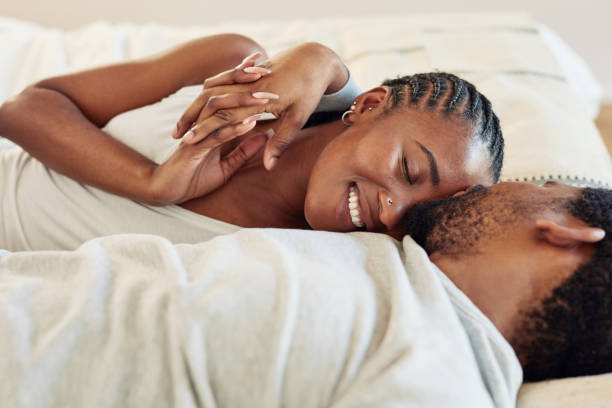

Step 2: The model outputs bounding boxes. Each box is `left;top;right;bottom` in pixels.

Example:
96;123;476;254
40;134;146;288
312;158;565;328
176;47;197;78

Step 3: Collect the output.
378;190;409;231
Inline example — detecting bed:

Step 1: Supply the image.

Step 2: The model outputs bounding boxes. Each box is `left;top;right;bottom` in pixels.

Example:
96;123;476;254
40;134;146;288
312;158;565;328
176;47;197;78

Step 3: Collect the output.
1;13;611;407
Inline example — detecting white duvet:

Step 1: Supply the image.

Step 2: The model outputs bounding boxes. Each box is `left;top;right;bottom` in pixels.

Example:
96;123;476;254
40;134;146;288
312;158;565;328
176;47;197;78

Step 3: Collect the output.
0;231;521;408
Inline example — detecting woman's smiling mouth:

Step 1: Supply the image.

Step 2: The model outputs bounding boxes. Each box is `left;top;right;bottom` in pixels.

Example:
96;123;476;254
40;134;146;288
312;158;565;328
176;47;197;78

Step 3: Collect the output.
348;183;364;228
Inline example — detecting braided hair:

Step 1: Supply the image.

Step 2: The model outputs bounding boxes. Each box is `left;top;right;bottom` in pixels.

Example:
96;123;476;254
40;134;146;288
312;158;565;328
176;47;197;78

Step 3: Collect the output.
382;73;504;183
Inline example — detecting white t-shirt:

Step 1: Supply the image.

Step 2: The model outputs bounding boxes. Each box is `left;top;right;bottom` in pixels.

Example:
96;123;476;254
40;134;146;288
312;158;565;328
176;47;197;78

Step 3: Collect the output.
0;231;522;407
0;76;361;252
0;86;237;251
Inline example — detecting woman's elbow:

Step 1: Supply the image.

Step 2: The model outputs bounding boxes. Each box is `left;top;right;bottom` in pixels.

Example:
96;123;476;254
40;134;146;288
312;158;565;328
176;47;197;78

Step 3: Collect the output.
216;33;268;62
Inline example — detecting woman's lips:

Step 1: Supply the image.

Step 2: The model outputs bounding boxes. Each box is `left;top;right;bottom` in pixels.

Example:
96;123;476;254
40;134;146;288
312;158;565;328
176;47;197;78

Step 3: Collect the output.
335;182;376;232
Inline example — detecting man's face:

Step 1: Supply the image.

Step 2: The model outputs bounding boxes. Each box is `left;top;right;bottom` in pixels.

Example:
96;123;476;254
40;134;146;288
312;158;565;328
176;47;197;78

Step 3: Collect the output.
403;181;584;257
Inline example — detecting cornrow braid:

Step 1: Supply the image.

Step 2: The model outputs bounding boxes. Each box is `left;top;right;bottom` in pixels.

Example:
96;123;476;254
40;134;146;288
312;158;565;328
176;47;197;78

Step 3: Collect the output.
381;72;504;183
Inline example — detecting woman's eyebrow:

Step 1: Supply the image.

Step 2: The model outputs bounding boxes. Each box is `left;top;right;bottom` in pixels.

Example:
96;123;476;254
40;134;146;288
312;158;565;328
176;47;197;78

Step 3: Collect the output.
416;142;440;186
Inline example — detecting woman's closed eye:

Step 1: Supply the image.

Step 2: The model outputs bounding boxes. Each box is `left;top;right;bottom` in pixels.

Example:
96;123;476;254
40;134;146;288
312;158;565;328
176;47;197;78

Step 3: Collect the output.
402;156;415;185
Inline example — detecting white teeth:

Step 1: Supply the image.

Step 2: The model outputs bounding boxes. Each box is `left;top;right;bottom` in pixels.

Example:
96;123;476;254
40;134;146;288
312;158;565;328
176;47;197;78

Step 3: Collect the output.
348;186;364;227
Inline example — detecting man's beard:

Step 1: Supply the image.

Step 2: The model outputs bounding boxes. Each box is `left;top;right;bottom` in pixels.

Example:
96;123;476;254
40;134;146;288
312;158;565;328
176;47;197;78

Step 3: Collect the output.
403;186;490;255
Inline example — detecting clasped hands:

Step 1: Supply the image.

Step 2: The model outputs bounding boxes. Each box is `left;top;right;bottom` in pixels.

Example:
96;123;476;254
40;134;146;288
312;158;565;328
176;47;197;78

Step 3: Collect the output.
148;43;347;205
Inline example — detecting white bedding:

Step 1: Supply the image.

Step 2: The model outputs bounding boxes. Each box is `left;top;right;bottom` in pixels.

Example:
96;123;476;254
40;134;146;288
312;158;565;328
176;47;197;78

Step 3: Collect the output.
1;13;611;407
0;231;521;408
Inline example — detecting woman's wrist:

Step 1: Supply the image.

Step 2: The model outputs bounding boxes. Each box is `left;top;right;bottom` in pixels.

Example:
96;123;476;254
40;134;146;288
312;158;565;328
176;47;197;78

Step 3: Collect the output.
295;42;348;95
321;46;349;94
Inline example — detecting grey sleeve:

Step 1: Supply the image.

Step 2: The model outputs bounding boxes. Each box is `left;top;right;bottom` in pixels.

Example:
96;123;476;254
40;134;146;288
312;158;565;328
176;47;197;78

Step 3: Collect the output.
313;68;362;113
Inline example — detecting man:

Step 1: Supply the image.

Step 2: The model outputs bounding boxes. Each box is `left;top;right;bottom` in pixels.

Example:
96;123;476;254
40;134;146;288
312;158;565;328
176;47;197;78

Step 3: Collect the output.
0;182;609;408
403;181;611;383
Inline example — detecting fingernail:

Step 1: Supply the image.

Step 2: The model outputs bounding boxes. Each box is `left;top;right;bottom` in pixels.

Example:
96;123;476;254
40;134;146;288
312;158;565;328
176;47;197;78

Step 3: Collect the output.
267;156;279;170
264;128;275;139
184;130;195;143
243;114;264;124
172;124;179;138
241;52;261;64
243;66;271;75
252;92;279;99
257;60;272;69
593;229;606;239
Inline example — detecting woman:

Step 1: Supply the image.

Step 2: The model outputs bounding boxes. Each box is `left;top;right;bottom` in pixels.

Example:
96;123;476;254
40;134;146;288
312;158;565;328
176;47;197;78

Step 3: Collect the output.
0;34;503;251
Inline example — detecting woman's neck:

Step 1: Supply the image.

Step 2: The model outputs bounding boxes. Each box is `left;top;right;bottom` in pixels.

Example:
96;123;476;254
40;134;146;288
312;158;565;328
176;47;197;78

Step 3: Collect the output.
181;119;347;228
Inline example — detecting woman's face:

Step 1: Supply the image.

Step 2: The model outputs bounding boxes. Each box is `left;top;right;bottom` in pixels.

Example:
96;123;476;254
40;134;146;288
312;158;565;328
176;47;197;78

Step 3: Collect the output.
304;108;493;239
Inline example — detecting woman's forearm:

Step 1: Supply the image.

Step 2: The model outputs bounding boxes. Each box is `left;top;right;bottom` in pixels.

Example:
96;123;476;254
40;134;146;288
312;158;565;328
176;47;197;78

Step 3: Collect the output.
33;34;267;127
0;87;159;202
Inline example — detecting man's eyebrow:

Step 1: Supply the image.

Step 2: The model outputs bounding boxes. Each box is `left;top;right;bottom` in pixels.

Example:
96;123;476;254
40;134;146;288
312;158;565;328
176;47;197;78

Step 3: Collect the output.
416;142;440;186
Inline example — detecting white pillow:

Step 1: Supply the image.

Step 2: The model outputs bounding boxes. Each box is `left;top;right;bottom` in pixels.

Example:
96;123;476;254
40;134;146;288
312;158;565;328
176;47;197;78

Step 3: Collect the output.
517;373;612;408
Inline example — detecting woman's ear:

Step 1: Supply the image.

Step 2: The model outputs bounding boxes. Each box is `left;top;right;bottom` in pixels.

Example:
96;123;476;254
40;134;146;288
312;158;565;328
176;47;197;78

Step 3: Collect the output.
536;219;605;247
354;86;390;115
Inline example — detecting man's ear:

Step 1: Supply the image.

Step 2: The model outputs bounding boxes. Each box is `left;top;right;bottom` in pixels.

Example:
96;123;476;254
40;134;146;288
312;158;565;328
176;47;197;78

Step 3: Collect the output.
536;219;605;247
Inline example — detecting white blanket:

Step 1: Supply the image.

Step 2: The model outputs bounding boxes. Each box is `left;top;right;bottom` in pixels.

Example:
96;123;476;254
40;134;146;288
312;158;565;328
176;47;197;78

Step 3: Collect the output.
0;231;521;408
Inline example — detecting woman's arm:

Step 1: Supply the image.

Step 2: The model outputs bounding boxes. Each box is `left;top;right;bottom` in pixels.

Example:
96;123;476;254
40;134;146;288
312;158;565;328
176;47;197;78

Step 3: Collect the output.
0;34;267;203
0;35;350;204
35;34;268;127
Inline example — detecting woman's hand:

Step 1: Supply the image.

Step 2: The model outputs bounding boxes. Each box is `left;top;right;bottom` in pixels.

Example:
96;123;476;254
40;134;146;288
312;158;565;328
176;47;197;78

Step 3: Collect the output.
172;42;348;170
150;112;268;205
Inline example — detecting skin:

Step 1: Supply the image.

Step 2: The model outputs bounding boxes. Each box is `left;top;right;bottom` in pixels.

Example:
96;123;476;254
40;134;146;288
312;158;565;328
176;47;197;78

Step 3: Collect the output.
407;182;606;350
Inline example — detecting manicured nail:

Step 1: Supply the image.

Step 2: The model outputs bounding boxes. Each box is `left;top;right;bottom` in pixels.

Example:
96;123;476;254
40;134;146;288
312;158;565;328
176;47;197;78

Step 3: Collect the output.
264;128;275;139
243;66;271;75
593;229;606;239
252;92;279;99
243;114;264;124
184;130;195;143
241;52;261;64
266;156;279;170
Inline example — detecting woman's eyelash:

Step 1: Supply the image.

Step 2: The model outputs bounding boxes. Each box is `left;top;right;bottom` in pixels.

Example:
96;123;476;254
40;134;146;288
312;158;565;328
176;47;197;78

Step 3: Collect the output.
402;156;414;185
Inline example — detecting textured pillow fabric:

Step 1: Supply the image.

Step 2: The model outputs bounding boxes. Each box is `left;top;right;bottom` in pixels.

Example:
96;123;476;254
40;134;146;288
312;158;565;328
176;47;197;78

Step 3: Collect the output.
517;373;612;408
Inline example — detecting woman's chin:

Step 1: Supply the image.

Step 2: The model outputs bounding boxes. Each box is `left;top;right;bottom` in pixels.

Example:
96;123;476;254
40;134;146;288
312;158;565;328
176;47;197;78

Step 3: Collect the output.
304;189;355;233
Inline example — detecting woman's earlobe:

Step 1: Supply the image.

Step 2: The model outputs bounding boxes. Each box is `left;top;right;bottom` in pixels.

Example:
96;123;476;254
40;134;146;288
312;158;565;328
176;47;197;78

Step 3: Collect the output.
536;219;605;247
